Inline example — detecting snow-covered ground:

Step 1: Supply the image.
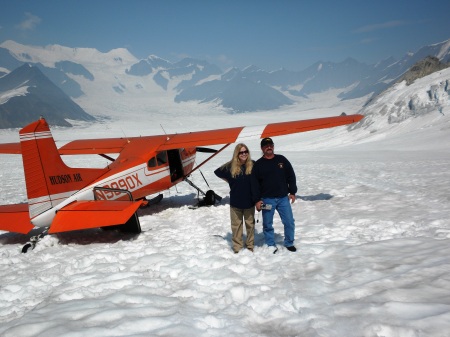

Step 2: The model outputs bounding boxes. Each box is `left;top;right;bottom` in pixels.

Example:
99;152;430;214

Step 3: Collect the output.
1;84;450;336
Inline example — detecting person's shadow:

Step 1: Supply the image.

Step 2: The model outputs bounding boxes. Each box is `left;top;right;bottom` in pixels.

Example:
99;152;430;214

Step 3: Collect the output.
218;228;283;250
298;193;333;201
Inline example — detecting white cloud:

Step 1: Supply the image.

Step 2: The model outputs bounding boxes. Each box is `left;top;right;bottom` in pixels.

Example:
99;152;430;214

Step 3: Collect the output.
360;37;379;44
216;54;233;66
15;12;42;31
354;20;406;33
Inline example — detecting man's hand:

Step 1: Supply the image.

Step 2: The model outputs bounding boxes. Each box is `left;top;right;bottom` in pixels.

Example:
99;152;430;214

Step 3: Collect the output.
255;200;263;211
289;194;296;204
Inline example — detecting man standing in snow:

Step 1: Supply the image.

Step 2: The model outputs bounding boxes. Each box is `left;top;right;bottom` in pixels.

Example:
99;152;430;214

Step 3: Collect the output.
252;137;297;254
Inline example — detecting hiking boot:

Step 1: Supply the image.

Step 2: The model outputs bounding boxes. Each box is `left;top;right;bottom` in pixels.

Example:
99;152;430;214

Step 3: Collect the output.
247;247;254;252
264;244;278;254
286;246;297;252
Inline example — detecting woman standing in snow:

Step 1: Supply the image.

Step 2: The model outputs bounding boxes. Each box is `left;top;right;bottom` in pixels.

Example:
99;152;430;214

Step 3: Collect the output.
214;143;255;253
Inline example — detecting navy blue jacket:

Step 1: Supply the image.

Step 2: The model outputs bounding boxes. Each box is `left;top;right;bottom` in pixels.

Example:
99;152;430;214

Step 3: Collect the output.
214;162;254;209
251;154;297;202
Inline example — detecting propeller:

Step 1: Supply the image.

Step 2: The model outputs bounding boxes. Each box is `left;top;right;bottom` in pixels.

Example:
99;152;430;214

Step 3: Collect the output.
196;147;218;153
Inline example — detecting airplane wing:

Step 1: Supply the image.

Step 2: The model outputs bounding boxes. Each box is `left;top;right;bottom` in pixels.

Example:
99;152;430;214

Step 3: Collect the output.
48;200;144;233
156;114;363;150
0;204;35;234
261;114;363;137
0;114;363;155
57;138;131;155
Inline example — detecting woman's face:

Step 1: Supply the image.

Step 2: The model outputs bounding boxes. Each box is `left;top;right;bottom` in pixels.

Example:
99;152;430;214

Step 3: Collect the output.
238;146;249;162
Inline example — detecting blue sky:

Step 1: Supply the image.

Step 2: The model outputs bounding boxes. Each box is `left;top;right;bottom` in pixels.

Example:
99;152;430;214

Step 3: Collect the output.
1;0;449;71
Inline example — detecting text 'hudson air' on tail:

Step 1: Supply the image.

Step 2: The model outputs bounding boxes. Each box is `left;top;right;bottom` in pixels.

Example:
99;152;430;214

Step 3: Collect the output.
19;117;107;219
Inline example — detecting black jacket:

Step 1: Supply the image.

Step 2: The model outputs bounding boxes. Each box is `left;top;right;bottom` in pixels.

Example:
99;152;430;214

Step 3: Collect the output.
251;154;297;202
214;162;254;209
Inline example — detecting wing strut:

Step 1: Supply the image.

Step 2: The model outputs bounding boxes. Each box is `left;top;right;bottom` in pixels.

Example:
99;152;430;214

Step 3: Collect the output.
183;143;231;206
188;143;231;176
184;177;222;204
99;153;116;162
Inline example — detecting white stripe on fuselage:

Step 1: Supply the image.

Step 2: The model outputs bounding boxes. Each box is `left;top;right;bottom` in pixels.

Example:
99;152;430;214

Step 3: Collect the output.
28;191;77;218
31;153;197;228
182;155;195;167
32;162;156;227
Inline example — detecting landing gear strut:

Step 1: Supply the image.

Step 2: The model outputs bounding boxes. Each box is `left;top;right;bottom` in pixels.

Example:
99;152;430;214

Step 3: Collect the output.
184;177;222;206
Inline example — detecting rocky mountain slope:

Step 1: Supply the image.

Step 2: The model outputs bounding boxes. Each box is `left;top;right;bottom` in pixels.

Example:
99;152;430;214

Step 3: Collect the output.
0;64;94;128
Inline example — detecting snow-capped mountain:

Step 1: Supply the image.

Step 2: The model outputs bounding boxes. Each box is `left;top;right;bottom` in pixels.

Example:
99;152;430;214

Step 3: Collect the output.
0;38;449;128
352;66;450;132
340;39;450;100
0;63;94;128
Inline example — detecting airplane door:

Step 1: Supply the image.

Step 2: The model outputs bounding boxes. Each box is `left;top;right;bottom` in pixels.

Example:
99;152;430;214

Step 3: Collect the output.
167;149;183;182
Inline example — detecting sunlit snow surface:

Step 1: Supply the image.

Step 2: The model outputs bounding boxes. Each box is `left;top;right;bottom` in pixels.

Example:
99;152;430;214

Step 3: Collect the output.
1;88;450;336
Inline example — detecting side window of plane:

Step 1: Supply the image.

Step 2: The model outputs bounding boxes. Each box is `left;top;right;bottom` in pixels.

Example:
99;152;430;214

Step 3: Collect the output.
156;151;167;165
148;152;168;168
148;157;157;168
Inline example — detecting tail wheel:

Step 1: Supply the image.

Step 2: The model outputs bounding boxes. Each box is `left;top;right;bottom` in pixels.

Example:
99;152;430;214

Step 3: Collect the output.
22;243;33;253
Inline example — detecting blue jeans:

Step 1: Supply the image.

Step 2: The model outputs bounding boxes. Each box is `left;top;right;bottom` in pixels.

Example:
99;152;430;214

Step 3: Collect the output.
261;196;295;247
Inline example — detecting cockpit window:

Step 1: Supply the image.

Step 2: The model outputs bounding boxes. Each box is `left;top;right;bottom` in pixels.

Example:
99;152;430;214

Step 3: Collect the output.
148;157;157;168
148;151;168;168
156;151;167;165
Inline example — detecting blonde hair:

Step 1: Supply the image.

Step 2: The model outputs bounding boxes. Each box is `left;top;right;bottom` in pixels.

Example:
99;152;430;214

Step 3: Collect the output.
221;143;253;178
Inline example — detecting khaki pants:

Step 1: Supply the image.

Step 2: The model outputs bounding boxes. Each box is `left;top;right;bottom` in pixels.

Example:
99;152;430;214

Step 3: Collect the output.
230;206;255;253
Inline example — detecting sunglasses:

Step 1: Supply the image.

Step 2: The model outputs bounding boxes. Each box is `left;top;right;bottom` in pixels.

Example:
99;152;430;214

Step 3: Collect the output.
238;150;249;155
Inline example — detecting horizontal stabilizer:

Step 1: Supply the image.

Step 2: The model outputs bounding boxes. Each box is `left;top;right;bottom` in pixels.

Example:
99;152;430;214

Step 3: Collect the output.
49;200;144;233
0;142;22;154
58;138;131;155
0;204;34;234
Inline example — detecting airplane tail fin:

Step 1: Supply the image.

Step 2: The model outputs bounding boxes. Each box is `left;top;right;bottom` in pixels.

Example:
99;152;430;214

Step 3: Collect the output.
19;118;106;219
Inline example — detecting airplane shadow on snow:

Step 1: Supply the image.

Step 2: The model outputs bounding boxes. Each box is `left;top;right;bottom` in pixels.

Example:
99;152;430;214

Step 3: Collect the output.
0;226;140;248
0;193;333;249
138;192;211;216
0;192;218;248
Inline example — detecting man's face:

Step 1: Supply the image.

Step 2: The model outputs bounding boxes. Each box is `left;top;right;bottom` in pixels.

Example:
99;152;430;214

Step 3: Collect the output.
262;143;274;156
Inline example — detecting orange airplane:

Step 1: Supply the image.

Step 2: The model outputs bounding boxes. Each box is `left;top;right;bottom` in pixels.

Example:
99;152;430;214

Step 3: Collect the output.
0;114;362;252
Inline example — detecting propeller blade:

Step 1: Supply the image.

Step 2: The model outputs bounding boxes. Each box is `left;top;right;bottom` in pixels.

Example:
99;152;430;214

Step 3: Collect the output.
196;147;218;153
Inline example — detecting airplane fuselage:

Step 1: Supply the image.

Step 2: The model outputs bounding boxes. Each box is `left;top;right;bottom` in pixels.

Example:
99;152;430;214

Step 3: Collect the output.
30;147;197;228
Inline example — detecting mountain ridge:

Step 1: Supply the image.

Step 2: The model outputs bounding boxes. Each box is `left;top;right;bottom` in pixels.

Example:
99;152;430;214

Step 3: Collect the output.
0;63;94;128
0;38;449;128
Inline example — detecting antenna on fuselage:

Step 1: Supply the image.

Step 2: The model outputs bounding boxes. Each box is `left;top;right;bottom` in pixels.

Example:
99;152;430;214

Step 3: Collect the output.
160;124;170;141
120;128;130;143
